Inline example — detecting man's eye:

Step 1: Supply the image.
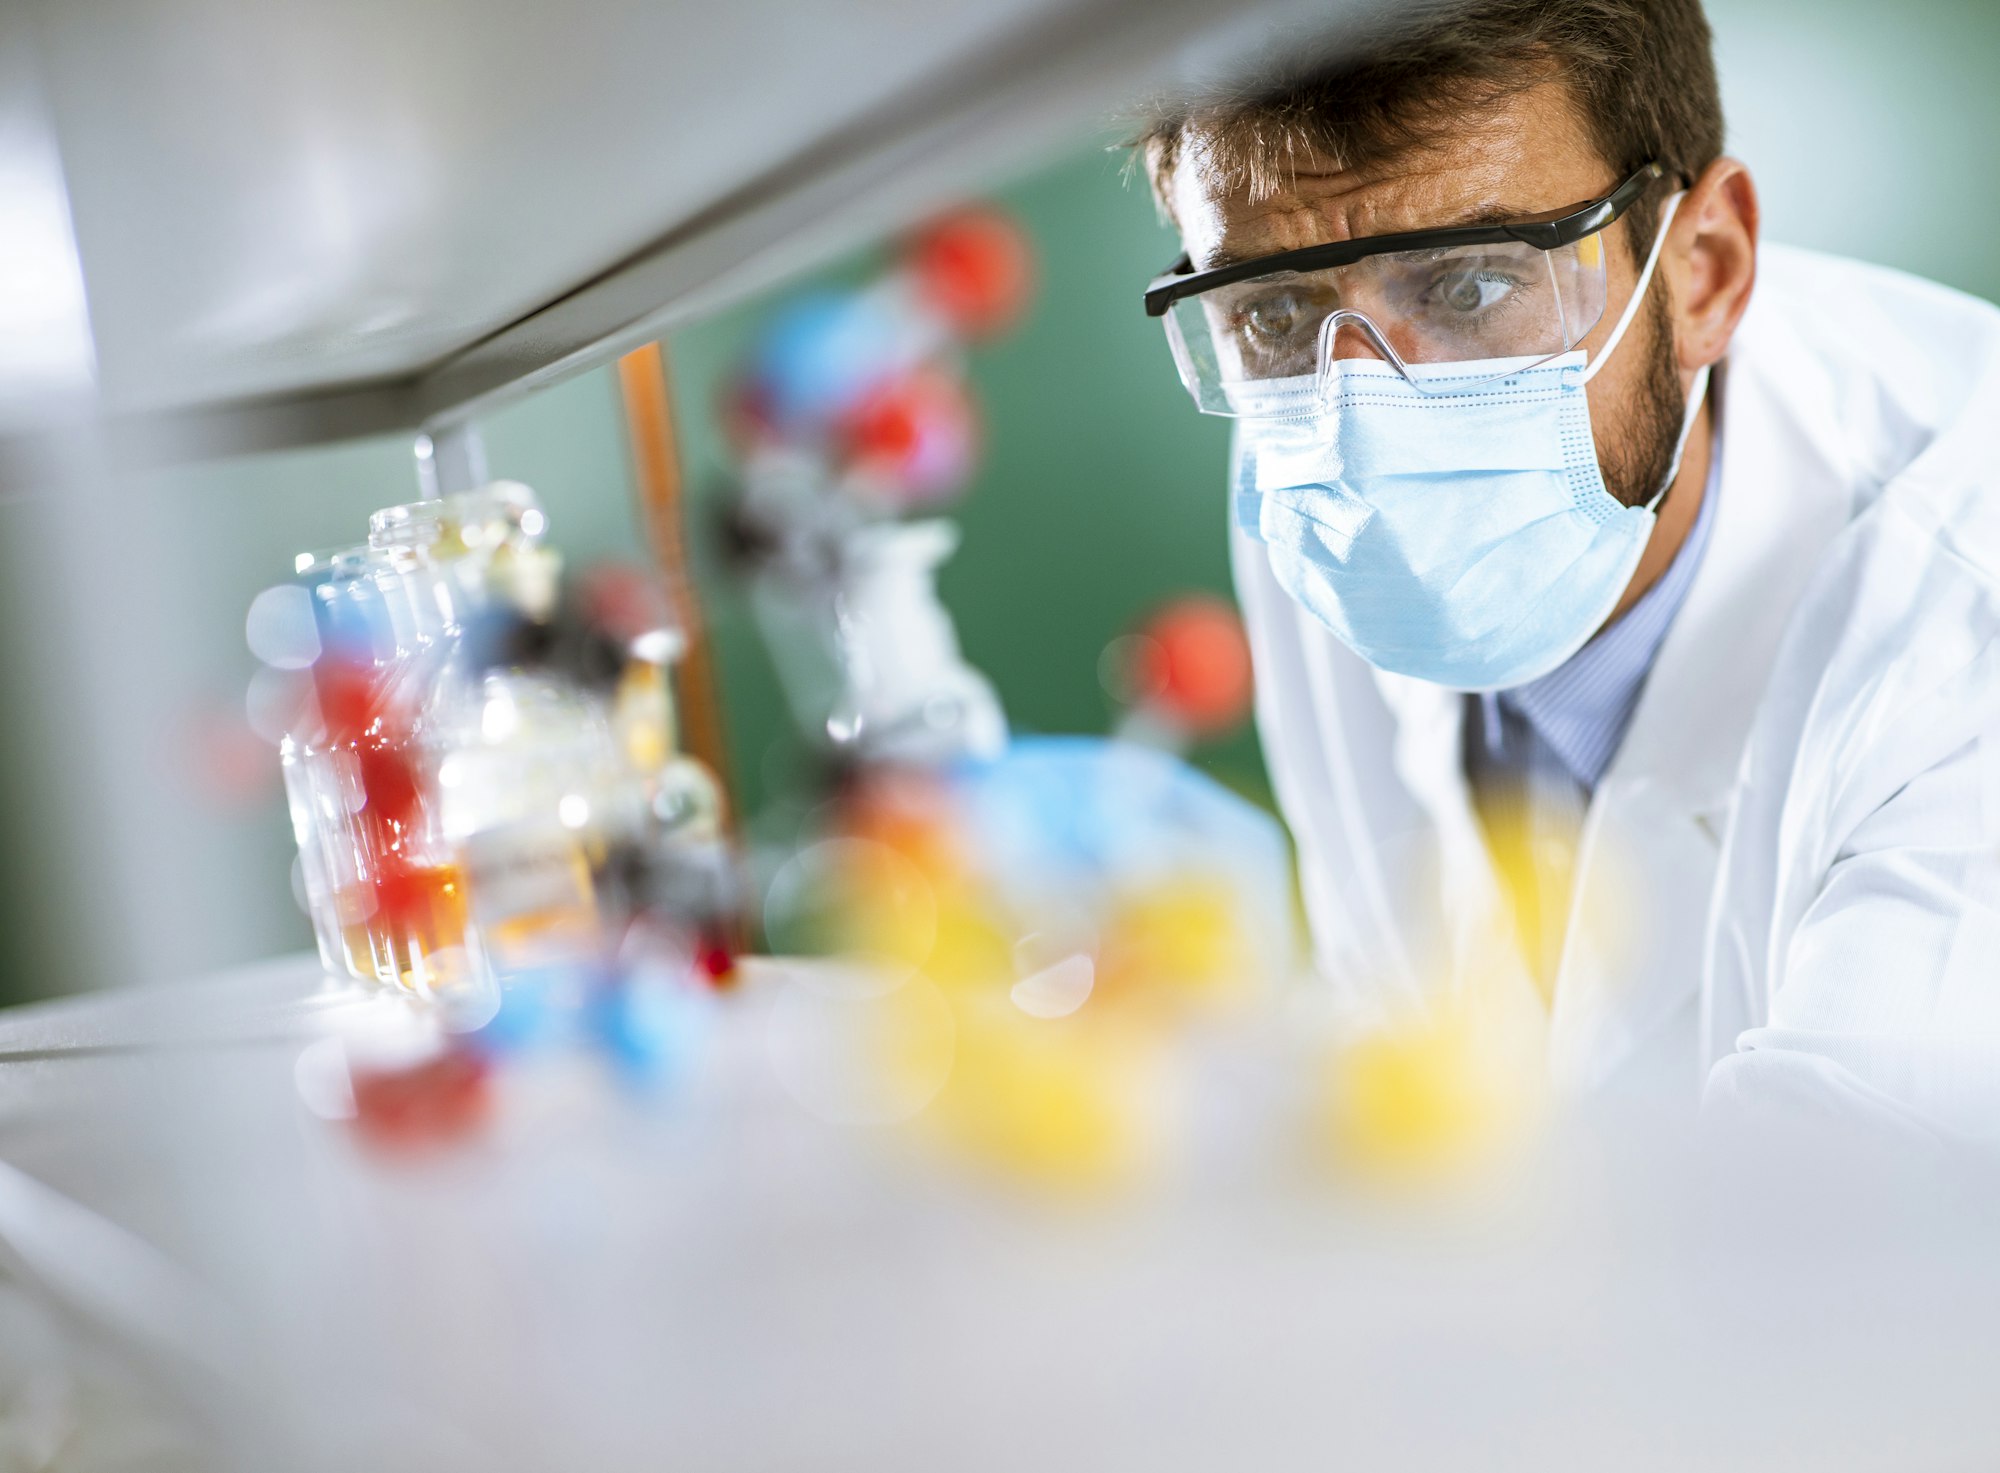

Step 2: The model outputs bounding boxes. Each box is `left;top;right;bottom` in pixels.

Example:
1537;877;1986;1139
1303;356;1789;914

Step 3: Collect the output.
1238;294;1308;343
1430;269;1518;315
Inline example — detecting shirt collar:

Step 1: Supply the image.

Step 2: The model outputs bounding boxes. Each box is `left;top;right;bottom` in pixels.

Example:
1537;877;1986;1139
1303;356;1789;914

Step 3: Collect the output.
1498;425;1723;791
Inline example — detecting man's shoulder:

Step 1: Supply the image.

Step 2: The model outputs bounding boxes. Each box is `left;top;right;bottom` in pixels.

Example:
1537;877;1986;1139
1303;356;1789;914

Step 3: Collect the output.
1736;245;2000;526
1753;243;2000;345
1759;408;2000;818
1721;250;2000;799
1741;246;2000;428
1765;250;2000;624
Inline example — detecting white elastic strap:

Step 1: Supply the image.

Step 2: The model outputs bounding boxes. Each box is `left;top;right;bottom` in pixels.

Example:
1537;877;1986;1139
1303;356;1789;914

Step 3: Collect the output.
1579;190;1687;385
1643;362;1712;513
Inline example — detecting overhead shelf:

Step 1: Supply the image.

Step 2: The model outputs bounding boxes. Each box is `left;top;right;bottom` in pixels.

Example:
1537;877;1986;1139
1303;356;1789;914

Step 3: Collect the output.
3;0;1358;485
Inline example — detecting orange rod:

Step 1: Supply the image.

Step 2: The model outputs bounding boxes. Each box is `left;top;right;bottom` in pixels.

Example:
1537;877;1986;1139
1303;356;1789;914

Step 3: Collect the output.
615;341;735;824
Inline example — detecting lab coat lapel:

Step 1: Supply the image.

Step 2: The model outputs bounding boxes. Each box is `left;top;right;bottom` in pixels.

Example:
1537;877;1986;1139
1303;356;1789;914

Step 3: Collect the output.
1547;337;1857;1093
1370;670;1543;1011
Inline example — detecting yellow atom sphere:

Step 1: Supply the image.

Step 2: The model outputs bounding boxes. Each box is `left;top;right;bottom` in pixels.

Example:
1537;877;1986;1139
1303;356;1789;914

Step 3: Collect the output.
1094;876;1249;1010
1323;1005;1543;1185
916;888;1017;994
922;993;1156;1187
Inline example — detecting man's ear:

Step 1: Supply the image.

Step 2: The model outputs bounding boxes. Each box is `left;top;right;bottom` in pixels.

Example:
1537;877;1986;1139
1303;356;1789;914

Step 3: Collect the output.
1669;157;1759;373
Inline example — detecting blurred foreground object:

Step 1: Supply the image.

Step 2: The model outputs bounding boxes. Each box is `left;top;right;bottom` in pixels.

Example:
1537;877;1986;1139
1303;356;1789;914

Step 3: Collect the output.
1102;593;1255;751
763;736;1296;1184
4;947;1999;1473
250;483;741;1128
720;206;1033;767
616;342;735;806
1320;971;1549;1187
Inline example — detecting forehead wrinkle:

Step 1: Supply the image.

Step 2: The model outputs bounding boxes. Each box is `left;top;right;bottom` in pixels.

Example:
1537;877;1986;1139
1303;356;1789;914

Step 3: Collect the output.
1171;85;1605;269
1196;167;1518;270
1184;120;1613;274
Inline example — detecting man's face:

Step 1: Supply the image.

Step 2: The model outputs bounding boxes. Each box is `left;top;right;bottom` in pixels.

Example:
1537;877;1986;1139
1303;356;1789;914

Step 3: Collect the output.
1164;80;1686;508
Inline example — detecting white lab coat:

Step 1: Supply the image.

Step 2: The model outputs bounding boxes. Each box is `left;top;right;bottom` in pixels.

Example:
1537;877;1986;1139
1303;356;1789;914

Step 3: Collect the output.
1235;244;2000;1140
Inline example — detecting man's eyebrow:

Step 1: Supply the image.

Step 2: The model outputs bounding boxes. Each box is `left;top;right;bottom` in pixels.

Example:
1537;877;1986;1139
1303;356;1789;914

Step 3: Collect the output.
1197;203;1534;272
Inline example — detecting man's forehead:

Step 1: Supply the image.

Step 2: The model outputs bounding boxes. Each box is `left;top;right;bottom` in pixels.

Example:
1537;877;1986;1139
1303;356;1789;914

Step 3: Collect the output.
1166;92;1607;269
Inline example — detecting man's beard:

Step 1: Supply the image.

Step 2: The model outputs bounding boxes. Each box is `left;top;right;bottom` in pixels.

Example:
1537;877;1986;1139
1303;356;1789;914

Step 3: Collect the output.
1598;287;1687;510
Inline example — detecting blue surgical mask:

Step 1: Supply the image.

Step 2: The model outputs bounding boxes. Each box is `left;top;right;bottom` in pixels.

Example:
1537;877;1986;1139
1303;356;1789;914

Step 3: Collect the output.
1231;199;1707;693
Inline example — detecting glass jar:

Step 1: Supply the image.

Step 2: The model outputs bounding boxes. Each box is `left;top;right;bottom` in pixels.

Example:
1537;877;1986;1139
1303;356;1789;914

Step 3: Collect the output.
287;546;393;983
365;483;574;991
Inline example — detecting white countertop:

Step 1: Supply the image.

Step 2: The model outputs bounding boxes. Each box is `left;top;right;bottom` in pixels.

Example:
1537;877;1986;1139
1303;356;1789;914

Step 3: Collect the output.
0;956;1994;1472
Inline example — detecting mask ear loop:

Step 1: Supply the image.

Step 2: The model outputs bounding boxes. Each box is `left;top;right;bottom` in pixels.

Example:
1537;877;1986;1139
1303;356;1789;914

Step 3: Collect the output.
1578;190;1686;385
1576;188;1709;515
1642;363;1712;513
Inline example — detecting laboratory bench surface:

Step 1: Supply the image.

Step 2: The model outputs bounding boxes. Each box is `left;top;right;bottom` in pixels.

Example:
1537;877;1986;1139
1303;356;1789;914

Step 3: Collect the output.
0;955;1992;1473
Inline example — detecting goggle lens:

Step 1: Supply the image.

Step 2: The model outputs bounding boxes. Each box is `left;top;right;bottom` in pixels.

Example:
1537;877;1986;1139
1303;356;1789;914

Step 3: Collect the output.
1163;234;1609;415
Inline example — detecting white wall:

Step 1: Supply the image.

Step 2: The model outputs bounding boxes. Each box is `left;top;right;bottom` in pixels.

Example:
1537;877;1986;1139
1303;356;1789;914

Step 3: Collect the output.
1711;0;2000;302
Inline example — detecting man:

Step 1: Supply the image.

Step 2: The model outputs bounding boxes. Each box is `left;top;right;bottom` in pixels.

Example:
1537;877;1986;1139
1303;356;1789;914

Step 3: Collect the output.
1137;0;2000;1138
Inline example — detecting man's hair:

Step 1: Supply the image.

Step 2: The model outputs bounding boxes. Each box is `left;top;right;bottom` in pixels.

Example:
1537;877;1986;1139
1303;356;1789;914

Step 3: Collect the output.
1138;0;1723;254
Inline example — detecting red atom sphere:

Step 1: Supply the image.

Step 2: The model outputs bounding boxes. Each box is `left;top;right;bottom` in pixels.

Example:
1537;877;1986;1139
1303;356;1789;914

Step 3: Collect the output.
356;737;422;824
842;369;978;503
370;856;446;930
905;207;1034;338
314;657;378;740
350;1047;492;1151
697;941;737;988
577;562;672;646
1133;596;1254;735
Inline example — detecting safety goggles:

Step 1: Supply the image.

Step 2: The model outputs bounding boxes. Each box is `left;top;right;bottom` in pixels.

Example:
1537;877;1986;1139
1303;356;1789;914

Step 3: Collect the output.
1143;162;1671;415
